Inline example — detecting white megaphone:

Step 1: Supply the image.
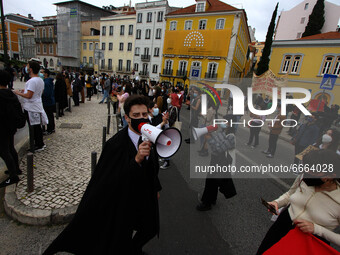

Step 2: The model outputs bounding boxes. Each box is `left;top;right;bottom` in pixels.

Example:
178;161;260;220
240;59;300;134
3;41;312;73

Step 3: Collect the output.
139;123;182;158
192;125;218;140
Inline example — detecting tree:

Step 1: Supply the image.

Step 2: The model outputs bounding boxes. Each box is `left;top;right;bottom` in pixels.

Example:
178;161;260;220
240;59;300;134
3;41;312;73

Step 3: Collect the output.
255;3;279;76
302;0;325;37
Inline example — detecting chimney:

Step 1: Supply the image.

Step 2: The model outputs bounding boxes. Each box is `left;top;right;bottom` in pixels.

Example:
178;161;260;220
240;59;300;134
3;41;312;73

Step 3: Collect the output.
28;14;33;19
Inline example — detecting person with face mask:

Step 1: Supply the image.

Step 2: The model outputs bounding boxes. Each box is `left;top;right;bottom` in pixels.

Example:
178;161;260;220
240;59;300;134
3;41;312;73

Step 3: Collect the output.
43;95;162;255
313;128;340;152
292;113;320;164
257;149;340;254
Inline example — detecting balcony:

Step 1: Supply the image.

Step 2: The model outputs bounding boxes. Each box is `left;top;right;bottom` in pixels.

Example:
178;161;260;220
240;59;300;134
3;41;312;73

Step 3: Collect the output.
35;37;56;43
139;71;149;76
162;69;173;76
205;72;217;79
176;70;187;77
141;54;150;62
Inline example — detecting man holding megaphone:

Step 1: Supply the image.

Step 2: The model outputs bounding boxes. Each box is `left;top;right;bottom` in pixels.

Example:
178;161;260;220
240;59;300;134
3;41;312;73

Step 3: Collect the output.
43;95;165;255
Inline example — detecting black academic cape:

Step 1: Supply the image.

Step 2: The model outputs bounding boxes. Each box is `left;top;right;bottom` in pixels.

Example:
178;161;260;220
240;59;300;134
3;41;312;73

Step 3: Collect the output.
43;127;162;255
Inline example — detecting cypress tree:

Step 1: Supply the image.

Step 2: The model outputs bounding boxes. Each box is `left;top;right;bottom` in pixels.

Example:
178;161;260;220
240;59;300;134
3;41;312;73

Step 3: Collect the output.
302;0;325;37
256;3;279;76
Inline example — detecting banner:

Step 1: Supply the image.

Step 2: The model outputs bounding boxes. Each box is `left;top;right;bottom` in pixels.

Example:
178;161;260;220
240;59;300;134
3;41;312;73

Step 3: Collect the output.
308;99;325;112
252;69;287;97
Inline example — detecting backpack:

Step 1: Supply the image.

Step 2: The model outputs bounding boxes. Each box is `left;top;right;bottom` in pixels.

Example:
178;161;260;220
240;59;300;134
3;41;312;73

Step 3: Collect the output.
7;98;26;130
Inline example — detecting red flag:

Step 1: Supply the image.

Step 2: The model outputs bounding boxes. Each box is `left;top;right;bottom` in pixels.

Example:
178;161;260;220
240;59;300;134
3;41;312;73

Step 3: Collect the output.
264;228;340;255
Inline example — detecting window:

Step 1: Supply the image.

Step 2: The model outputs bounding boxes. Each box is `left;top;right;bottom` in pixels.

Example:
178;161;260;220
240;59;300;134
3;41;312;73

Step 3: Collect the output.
109;43;113;50
127;43;132;51
142;63;148;74
49;27;53;38
43;45;47;54
95;43;99;49
321;56;334;75
157;11;163;22
154;47;159;57
102;26;106;36
144;47;150;56
102;43;105;50
109;26;114;35
216;19;225;29
118;59;123;71
178;61;187;76
170;21;177;31
83;56;87;63
127;60;131;72
42;28;46;38
108;59;112;70
128;25;133;35
147;12;152;22
36;29;40;38
207;62;217;78
145;29;151;39
192;61;201;67
199;20;207;30
119;43;124;51
165;60;172;74
152;64;158;73
134;63;139;71
304;3;309;10
120;25;125;35
49;45;53;54
281;55;291;73
89;43;93;50
83;43;87;50
196;3;205;12
185;20;192;30
136;29;141;39
49;59;54;67
135;47;140;56
37;45;40;53
89;57;93;64
291;56;301;73
137;13;143;23
101;59;105;69
300;17;306;24
155;28;161;39
333;57;340;75
296;32;302;39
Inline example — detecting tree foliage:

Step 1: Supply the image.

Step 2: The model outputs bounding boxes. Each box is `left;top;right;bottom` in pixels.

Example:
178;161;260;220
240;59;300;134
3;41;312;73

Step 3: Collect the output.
256;3;279;76
302;0;325;37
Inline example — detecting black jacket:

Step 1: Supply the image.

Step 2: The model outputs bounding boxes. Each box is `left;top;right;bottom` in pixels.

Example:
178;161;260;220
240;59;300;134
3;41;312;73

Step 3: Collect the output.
43;127;161;255
0;89;21;135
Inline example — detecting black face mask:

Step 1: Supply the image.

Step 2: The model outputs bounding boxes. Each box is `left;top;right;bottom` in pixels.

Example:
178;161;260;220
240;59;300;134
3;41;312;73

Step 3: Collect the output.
129;117;149;134
303;173;325;187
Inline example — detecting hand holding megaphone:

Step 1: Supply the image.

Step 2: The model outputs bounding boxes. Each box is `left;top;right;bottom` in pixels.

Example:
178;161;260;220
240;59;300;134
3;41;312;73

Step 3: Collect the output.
135;140;152;164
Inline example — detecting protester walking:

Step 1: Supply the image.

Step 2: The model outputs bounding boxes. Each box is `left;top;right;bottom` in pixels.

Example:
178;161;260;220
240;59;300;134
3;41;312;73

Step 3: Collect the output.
42;69;55;135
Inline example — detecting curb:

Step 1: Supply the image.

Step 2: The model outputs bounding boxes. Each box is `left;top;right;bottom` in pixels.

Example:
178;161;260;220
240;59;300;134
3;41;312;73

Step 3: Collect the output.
4;183;77;225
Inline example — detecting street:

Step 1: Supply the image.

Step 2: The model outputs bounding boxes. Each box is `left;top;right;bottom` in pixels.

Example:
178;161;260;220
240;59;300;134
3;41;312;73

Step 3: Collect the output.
0;101;312;255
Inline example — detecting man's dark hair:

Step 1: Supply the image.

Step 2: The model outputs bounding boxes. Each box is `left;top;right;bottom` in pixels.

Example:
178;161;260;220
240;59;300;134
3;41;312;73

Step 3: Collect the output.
148;101;157;109
44;68;50;76
124;95;150;117
28;61;40;74
0;70;11;86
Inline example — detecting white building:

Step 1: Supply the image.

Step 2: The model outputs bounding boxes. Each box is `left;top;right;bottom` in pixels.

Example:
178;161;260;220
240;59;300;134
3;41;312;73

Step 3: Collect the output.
133;0;179;81
274;0;340;40
100;12;136;78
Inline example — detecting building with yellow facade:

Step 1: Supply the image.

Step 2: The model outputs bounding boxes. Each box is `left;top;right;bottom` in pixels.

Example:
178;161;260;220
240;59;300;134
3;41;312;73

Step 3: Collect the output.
160;0;251;89
81;20;101;74
270;31;340;106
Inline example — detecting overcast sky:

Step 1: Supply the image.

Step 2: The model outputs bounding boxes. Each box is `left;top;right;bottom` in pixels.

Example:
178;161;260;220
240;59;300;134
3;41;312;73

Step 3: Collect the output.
3;0;340;41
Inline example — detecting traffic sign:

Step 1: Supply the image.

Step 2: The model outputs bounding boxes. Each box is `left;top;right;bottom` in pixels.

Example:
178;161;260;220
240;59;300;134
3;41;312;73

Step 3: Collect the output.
320;74;337;90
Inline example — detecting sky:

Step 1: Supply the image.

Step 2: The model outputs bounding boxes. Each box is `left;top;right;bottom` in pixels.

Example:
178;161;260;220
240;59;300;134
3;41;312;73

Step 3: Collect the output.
3;0;340;41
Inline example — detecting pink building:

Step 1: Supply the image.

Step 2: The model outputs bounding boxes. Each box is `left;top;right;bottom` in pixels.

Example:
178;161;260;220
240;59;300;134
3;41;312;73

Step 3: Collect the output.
274;0;340;40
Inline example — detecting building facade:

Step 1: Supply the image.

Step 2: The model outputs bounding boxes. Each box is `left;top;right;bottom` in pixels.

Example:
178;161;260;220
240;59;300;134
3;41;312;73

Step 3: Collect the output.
54;0;114;70
270;32;340;106
274;0;340;40
0;13;36;60
133;0;179;81
34;16;59;71
17;28;35;62
81;21;101;74
160;0;251;89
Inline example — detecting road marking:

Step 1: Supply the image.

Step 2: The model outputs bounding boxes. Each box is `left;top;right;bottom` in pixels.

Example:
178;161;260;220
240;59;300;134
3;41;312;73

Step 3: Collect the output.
236;149;290;189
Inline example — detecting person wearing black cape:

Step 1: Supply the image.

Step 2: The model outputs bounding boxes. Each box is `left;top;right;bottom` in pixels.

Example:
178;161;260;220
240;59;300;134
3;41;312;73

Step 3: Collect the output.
43;95;161;255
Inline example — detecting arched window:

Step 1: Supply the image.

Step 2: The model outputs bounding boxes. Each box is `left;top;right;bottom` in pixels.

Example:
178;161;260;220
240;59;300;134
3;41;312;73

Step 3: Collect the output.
49;27;53;38
36;28;40;38
50;59;54;67
42;28;46;38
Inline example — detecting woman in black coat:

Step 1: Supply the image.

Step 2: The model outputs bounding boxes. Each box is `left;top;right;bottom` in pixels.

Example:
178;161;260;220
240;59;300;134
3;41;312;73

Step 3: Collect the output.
55;72;68;116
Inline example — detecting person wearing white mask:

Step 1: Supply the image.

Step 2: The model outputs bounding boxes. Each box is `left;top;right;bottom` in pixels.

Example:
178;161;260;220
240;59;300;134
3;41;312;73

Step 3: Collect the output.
314;129;340;152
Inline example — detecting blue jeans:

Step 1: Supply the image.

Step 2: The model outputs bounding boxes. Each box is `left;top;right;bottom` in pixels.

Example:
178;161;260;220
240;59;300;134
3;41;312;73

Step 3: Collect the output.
100;90;109;103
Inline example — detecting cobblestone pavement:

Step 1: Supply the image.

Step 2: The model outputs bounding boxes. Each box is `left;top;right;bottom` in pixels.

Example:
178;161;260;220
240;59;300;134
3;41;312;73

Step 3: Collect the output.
15;89;115;211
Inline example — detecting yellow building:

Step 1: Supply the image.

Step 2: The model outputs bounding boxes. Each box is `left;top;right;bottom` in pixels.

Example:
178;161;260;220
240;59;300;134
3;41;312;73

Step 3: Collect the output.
270;31;340;106
251;41;264;69
160;0;251;90
80;21;101;74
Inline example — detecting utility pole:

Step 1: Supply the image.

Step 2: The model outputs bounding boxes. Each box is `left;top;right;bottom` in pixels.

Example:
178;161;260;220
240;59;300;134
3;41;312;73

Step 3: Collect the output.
0;0;9;68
